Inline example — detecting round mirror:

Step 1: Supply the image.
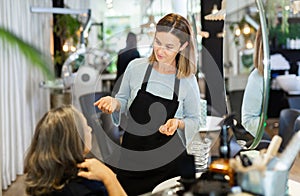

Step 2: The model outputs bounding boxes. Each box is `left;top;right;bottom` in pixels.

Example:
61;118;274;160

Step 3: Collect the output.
224;0;270;149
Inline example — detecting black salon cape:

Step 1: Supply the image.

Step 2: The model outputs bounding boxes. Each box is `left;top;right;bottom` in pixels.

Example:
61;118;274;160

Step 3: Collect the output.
51;177;108;196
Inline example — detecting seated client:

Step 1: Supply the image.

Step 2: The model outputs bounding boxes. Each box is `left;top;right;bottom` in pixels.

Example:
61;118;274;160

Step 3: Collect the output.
24;105;126;196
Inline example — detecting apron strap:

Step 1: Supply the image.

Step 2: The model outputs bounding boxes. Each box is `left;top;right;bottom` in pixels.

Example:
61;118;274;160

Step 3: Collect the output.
173;77;180;101
141;64;153;91
141;64;180;101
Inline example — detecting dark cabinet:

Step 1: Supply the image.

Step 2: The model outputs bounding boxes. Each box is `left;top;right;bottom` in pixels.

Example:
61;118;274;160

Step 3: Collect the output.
268;49;300;117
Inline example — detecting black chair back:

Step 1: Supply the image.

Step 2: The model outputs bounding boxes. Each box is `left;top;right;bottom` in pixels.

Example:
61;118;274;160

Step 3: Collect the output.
279;108;300;150
294;116;300;132
79;92;120;161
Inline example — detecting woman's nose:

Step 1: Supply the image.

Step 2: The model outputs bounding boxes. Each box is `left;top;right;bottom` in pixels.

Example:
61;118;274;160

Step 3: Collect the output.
157;45;167;53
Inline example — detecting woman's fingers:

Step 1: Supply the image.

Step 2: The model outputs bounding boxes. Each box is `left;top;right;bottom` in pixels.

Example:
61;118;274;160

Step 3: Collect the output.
159;119;180;136
78;170;90;179
167;120;177;131
93;99;101;106
77;160;91;179
94;96;114;114
77;159;103;181
77;162;86;169
159;125;167;133
101;103;112;114
159;125;173;136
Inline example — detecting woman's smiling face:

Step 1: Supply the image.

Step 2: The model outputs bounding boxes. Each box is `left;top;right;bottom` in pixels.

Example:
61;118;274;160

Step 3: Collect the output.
153;32;182;66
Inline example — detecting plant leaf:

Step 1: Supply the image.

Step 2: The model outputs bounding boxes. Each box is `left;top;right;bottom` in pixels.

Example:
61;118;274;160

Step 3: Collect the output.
0;27;55;79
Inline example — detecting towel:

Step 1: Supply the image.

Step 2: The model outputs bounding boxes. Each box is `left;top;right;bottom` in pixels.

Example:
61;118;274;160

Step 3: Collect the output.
270;53;290;70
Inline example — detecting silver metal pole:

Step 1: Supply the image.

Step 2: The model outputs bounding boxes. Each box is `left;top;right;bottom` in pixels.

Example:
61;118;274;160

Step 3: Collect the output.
30;7;89;15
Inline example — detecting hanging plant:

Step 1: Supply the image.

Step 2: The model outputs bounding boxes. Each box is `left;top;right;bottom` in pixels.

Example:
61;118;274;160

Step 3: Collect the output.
53;14;81;44
265;0;290;33
269;23;300;48
53;14;81;65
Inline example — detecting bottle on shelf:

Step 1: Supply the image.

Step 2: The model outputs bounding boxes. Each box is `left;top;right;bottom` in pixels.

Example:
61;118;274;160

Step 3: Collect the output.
209;124;235;186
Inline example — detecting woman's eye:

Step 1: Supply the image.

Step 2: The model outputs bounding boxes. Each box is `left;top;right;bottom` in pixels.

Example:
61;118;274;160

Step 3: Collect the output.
166;46;173;50
155;39;161;45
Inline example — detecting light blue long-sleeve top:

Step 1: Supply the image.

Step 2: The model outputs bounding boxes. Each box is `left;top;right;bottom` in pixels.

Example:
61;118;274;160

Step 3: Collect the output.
241;68;263;137
112;57;201;147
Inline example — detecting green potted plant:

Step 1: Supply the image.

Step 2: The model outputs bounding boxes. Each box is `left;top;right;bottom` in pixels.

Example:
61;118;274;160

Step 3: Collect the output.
53;14;81;67
269;23;300;49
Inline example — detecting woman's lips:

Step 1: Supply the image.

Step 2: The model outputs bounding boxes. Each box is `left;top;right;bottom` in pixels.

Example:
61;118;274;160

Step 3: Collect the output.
156;54;163;60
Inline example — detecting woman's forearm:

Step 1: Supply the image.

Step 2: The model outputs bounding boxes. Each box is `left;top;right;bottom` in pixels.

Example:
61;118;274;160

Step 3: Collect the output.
177;119;185;130
102;173;127;196
113;98;121;112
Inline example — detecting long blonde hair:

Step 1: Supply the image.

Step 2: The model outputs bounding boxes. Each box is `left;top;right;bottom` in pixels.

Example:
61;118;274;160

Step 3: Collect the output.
24;105;86;196
253;27;264;75
148;13;196;78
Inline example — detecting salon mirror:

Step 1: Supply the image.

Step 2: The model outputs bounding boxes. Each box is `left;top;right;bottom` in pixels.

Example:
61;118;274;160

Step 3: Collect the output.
223;0;270;149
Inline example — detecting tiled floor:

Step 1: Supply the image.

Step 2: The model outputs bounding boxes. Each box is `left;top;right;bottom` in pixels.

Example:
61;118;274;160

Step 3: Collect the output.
2;175;26;196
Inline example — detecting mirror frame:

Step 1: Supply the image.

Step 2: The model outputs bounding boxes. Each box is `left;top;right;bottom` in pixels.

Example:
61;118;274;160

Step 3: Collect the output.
248;0;271;149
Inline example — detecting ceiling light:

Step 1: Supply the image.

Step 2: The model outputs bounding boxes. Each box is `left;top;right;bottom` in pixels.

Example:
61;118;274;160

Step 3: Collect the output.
141;15;156;29
204;0;226;21
200;31;210;38
204;9;226;21
246;39;254;49
234;26;241;36
242;24;251;35
217;31;225;38
211;4;219;14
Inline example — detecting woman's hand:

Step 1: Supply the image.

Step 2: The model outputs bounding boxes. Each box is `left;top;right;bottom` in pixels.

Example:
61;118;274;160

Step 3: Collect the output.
78;158;127;196
159;118;184;136
77;158;112;182
94;96;120;114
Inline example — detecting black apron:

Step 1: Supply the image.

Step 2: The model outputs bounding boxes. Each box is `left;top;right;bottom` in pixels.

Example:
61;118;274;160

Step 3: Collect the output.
116;64;187;196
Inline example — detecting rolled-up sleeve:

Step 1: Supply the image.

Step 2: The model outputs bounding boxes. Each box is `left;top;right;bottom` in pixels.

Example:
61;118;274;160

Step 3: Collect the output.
176;76;201;147
112;65;131;126
111;58;146;126
241;70;263;137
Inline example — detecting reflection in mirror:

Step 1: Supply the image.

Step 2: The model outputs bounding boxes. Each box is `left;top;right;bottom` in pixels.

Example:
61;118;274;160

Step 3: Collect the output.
249;0;270;149
224;0;270;149
241;27;264;137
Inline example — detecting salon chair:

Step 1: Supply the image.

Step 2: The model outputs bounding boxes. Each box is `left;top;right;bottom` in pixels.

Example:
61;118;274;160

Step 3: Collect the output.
220;113;271;155
226;92;272;151
79;92;122;160
294;116;300;132
228;90;244;123
278;108;300;150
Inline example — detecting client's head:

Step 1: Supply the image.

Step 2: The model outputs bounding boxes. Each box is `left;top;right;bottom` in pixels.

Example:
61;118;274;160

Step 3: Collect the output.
24;105;92;195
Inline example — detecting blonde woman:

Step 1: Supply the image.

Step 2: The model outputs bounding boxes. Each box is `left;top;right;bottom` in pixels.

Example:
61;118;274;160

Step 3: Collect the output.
94;13;201;195
241;27;264;137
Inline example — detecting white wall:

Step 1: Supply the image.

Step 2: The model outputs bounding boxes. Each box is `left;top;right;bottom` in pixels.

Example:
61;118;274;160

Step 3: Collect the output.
226;0;255;16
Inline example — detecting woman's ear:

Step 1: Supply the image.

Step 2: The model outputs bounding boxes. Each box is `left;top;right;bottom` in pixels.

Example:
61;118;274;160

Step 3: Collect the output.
179;41;188;51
